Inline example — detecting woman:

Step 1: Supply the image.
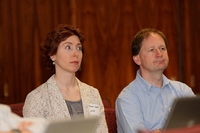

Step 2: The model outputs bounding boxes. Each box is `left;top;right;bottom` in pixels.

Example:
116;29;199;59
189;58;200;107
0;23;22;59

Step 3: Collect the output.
23;24;108;133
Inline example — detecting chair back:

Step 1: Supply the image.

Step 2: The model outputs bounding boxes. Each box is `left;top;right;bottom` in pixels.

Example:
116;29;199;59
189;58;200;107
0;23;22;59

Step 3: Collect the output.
9;103;24;117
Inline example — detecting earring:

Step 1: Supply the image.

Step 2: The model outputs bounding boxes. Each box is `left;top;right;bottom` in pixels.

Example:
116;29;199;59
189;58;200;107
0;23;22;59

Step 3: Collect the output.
53;61;55;65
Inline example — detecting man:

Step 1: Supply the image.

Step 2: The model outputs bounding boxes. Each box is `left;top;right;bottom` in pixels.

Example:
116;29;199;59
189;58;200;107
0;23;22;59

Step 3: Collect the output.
115;28;195;133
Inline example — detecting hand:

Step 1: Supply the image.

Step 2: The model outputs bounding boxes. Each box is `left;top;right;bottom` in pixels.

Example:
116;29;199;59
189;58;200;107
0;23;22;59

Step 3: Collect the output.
139;129;162;133
18;121;33;133
0;130;31;133
0;122;33;133
18;122;33;130
150;129;162;133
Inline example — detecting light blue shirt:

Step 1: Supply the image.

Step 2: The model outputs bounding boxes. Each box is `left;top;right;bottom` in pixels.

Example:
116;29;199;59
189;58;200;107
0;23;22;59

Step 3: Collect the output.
115;70;195;133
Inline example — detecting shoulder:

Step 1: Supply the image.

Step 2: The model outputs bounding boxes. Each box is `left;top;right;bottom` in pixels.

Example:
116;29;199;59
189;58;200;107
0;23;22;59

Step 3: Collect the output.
27;83;48;97
120;70;151;95
169;80;195;96
119;79;142;95
26;76;55;95
116;80;143;105
26;76;55;99
77;78;99;93
76;79;102;103
169;80;190;89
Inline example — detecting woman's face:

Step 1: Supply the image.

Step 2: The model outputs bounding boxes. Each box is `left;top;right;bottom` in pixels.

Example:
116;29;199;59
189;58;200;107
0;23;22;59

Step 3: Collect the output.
50;35;83;74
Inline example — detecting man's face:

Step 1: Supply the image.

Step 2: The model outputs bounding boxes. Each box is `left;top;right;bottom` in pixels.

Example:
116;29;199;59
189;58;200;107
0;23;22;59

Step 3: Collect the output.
133;33;169;73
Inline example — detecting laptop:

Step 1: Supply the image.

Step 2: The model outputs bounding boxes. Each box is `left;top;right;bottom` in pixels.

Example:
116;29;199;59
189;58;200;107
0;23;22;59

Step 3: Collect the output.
44;117;99;133
163;95;200;130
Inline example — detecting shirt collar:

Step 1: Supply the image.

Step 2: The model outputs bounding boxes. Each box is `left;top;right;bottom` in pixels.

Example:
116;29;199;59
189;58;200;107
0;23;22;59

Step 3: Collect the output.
136;70;152;91
136;70;170;92
162;74;170;87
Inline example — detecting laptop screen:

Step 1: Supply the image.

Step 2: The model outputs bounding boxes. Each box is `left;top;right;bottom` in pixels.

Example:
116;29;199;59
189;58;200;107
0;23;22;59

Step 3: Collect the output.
163;96;200;130
44;117;99;133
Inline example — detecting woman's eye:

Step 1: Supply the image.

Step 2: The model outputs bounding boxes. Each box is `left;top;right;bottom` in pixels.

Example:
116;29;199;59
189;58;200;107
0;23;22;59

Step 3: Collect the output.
77;46;83;51
65;46;71;49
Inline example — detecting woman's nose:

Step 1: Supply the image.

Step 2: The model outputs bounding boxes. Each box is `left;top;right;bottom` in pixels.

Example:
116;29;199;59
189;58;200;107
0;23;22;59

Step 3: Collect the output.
73;49;79;57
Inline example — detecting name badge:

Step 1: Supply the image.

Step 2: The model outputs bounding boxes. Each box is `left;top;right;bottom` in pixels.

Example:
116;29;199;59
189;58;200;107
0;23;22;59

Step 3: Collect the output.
88;104;100;116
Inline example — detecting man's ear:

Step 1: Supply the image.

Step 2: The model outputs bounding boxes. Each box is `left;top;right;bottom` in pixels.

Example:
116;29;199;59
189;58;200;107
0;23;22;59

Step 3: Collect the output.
133;55;141;66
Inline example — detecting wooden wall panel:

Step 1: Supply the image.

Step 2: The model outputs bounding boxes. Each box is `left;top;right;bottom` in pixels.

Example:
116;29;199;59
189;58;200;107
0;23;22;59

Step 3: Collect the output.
180;0;200;94
75;0;179;107
0;0;36;103
1;0;198;107
0;0;73;103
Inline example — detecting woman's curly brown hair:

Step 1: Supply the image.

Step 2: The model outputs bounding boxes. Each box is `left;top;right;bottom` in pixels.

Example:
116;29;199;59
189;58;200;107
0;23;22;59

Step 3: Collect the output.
40;24;86;72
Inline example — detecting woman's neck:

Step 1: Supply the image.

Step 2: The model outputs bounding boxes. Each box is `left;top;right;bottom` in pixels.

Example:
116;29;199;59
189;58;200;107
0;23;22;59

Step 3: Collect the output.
54;72;77;90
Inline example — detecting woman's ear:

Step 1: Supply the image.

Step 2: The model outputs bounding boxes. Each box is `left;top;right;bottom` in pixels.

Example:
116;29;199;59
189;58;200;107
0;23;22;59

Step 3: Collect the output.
133;55;141;66
50;55;56;62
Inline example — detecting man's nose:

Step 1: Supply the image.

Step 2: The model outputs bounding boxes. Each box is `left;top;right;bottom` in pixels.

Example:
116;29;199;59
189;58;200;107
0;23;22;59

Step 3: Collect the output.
155;49;163;56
